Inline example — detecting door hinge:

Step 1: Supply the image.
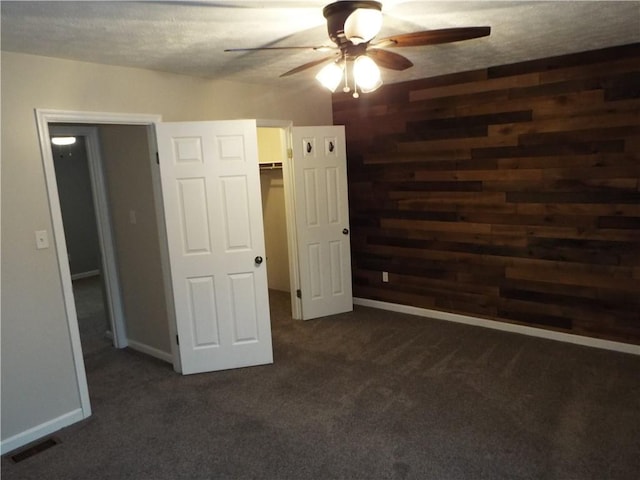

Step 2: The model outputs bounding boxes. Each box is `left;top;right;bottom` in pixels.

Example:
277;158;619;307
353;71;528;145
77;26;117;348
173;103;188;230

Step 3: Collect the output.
287;148;293;160
296;289;301;298
156;152;160;165
176;334;179;345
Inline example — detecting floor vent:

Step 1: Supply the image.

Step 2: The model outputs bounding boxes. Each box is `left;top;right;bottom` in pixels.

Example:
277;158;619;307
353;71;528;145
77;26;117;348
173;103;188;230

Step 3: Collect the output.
10;437;60;463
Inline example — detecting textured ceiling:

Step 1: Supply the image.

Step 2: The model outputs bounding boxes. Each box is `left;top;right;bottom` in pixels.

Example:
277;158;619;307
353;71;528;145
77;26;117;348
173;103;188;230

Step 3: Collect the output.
2;1;639;88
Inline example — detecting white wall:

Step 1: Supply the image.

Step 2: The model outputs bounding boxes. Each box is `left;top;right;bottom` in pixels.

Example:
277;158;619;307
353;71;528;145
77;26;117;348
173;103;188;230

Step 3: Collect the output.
260;170;291;292
100;124;172;356
0;51;332;449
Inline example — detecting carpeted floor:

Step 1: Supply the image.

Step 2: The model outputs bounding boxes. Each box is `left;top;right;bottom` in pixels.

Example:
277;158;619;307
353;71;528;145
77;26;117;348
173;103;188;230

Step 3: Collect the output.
71;275;113;356
2;286;640;480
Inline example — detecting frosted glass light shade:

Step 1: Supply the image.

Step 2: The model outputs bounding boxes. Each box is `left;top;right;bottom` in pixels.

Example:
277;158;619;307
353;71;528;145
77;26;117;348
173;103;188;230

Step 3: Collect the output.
51;136;77;146
344;8;383;45
353;56;382;92
316;62;344;92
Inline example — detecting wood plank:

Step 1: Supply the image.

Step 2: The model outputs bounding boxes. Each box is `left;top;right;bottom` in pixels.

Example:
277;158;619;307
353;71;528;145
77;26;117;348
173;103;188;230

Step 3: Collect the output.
370;227;528;247
532;97;640;120
397;199;518;214
461;212;597;229
519;128;640;148
471;140;626;159
388;191;506;204
515;203;640;216
538;56;640;84
542;166;640;181
396;134;519;153
486;43;640;78
501;278;640;307
459;90;605;119
410;73;540;102
377;181;483;193
598;216;640;230
414;168;543;182
409;89;510;111
379;218;493;235
496;153;639;170
406;110;532;129
491;223;640;242
482;179;639;193
363;150;470;164
506;190;640;204
488;112;640;137
391;272;500;297
505;265;639;291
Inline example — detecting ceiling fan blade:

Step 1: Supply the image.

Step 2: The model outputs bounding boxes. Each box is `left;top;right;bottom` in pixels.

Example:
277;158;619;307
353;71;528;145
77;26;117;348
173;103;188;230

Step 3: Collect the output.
280;55;338;77
374;26;491;48
225;45;336;53
367;48;413;71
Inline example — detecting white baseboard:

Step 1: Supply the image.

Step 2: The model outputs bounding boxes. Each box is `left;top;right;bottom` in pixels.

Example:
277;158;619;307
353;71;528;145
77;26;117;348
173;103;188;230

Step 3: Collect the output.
354;297;640;356
1;408;85;455
105;332;170;363
127;339;173;363
71;269;100;281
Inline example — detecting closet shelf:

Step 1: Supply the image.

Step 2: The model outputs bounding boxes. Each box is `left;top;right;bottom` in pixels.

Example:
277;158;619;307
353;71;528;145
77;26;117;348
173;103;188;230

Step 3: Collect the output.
259;161;283;171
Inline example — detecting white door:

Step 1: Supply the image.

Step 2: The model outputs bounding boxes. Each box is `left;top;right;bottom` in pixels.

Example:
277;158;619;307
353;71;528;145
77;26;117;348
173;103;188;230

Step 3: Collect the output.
292;126;353;320
156;120;273;375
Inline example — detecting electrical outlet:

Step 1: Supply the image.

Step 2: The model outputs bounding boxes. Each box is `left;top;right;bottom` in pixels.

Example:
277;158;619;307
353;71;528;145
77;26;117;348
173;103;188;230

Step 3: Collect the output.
382;271;389;283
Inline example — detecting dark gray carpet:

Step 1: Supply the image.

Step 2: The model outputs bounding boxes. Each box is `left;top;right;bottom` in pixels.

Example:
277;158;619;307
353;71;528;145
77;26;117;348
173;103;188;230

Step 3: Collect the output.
3;289;640;480
72;275;112;356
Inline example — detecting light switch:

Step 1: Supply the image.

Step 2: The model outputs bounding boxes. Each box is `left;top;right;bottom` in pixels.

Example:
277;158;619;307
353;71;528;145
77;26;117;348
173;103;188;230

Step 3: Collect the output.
129;210;137;224
35;230;49;250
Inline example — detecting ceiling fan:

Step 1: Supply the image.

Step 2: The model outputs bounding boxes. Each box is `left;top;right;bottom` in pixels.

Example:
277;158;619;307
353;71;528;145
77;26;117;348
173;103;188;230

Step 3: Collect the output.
225;1;491;97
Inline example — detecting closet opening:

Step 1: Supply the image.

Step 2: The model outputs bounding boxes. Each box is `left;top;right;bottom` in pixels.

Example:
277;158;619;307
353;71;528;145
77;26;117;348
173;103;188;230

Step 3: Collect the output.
258;127;290;296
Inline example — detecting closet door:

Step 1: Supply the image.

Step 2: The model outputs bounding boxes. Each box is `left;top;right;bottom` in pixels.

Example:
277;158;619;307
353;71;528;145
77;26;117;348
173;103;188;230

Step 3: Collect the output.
292;126;352;320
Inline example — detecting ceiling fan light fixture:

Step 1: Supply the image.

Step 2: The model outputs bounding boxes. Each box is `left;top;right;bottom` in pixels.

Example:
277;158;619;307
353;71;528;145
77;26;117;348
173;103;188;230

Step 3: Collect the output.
344;7;383;45
353;55;382;92
316;61;344;92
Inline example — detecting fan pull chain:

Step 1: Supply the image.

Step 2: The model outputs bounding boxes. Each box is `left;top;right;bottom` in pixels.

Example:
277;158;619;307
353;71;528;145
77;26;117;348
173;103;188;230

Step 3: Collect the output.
342;59;351;93
352;63;360;98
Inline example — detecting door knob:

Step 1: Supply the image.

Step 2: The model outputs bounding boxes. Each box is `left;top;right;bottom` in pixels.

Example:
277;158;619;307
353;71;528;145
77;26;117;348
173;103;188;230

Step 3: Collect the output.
255;256;263;265
343;228;349;235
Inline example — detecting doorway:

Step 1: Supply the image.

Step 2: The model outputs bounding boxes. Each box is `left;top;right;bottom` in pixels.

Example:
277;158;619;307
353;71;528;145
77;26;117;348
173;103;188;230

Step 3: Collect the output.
258;127;292;289
49;130;111;357
49;123;175;364
37;110;164;420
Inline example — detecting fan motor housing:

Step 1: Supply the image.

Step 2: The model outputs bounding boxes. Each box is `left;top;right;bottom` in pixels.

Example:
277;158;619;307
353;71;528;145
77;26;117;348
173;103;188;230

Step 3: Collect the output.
323;1;382;47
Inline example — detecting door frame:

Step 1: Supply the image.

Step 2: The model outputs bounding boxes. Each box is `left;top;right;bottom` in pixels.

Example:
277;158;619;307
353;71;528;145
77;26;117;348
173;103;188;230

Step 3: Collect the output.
36;109;162;419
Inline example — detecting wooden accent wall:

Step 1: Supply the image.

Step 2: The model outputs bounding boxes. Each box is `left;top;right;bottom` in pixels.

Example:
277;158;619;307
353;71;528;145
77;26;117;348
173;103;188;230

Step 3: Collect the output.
333;44;640;345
